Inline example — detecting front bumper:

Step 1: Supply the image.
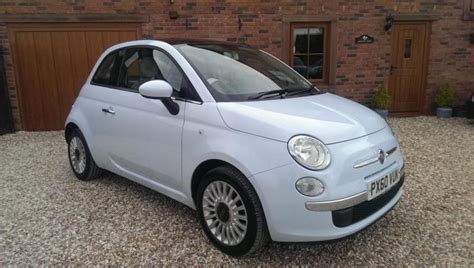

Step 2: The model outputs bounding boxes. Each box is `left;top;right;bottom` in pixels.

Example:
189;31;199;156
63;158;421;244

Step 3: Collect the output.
332;174;404;227
248;127;405;242
306;163;405;212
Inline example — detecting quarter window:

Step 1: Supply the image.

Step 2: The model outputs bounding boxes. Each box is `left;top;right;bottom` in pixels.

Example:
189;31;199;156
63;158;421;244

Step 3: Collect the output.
91;51;123;86
152;50;184;95
291;23;330;82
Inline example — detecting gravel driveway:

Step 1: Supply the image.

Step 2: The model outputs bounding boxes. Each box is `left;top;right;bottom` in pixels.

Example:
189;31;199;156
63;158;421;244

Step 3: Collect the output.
0;116;472;265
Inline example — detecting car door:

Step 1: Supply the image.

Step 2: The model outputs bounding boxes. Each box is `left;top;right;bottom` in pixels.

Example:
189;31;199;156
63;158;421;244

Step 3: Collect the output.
101;47;193;192
82;49;126;168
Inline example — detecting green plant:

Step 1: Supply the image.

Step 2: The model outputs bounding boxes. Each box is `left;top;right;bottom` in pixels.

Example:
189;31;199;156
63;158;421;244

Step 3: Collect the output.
435;82;454;107
371;84;391;109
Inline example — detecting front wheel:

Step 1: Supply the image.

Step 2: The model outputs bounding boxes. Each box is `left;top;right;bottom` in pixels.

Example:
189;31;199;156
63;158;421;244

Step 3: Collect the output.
67;129;102;181
196;166;269;256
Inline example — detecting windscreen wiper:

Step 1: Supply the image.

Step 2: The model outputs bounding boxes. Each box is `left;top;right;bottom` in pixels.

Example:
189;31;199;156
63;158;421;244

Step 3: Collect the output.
248;85;320;100
286;85;322;96
247;88;290;100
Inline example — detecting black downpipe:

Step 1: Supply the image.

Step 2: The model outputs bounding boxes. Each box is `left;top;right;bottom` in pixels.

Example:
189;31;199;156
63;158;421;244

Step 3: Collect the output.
0;48;14;135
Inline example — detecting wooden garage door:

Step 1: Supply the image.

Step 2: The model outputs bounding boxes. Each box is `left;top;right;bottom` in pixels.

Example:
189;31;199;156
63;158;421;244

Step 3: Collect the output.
8;23;141;131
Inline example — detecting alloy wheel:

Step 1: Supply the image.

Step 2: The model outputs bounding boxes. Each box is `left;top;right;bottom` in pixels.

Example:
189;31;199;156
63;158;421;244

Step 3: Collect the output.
69;136;87;174
202;180;248;246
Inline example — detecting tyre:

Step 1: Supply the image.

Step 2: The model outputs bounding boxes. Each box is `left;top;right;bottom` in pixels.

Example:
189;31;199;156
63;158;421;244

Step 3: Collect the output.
196;166;269;256
67;128;102;181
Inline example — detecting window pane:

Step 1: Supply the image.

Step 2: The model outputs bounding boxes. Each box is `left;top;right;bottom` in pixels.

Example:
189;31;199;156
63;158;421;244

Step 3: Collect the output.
120;48;168;91
291;25;327;80
308;55;323;79
176;44;311;102
153;50;184;96
292;54;308;78
404;39;412;58
120;48;141;90
92;52;122;86
293;28;309;54
309;28;324;54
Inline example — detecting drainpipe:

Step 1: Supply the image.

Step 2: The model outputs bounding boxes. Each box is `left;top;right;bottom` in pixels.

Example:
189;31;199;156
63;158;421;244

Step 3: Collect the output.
0;47;14;135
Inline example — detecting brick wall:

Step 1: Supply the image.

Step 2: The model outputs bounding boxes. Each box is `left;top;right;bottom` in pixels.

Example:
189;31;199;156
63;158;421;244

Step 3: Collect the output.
0;0;472;129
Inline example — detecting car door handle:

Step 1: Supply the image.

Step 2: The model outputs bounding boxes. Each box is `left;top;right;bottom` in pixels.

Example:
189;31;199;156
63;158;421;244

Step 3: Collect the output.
101;107;115;115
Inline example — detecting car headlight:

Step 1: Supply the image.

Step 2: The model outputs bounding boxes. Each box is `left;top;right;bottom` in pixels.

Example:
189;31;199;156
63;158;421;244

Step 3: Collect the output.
288;135;331;170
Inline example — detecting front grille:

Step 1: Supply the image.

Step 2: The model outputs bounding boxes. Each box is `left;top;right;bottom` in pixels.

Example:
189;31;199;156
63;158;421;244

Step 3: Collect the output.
332;175;405;228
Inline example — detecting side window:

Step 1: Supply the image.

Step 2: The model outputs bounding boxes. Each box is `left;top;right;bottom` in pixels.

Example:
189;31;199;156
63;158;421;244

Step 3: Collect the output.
153;50;184;97
119;48;144;90
116;47;200;101
118;48;181;94
91;51;123;86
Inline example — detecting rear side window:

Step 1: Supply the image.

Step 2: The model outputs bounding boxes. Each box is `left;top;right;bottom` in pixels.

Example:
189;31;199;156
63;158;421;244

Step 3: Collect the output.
91;50;124;86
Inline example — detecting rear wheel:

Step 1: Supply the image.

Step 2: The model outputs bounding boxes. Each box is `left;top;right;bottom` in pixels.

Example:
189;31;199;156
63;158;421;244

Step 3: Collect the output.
67;129;102;181
196;166;269;256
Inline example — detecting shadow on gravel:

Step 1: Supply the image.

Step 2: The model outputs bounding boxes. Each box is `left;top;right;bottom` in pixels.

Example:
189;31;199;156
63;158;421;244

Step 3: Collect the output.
88;169;393;261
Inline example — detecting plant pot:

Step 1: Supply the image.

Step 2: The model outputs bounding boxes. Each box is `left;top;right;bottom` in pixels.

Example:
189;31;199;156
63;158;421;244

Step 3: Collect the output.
374;109;389;119
436;107;452;118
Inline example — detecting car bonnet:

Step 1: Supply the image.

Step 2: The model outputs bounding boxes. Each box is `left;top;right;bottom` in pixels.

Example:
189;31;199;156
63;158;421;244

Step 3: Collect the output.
216;93;387;144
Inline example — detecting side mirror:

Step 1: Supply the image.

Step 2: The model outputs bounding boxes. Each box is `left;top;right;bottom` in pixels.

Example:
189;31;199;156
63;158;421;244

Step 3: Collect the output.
138;80;180;115
138;80;173;99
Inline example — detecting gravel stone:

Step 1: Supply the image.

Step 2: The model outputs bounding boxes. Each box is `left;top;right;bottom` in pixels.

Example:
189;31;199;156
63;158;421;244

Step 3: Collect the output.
0;116;472;265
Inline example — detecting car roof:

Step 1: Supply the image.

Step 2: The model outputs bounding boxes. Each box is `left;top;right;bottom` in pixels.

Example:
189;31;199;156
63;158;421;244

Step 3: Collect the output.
161;38;250;47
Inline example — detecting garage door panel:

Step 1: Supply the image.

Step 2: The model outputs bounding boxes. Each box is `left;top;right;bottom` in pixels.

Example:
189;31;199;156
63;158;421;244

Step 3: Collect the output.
33;31;62;130
85;31;105;70
102;31;120;49
8;23;141;130
68;31;90;95
119;31;137;42
15;32;44;130
51;32;76;123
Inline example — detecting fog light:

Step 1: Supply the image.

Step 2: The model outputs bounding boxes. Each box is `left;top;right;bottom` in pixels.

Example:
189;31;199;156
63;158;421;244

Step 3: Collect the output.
295;177;324;196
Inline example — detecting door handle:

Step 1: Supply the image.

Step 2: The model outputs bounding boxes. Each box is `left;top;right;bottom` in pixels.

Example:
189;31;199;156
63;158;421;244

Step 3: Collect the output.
101;107;115;115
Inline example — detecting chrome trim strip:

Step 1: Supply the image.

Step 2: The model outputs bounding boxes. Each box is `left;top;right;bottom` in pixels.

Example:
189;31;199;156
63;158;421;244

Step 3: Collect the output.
364;161;397;180
305;191;367;211
170;96;203;105
353;146;397;169
353;157;379;169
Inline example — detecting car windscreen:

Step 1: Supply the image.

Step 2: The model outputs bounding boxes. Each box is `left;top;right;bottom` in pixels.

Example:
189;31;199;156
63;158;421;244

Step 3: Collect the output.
174;44;316;102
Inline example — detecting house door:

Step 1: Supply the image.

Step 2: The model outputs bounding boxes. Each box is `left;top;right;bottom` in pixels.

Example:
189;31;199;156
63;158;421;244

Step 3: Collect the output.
8;23;141;130
388;22;429;114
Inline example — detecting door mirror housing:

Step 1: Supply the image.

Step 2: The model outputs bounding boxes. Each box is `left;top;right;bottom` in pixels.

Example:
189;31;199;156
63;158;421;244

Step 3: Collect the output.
139;80;179;115
138;80;173;99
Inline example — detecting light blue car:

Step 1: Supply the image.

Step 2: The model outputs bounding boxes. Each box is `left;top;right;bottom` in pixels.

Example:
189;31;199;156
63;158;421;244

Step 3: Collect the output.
65;39;405;256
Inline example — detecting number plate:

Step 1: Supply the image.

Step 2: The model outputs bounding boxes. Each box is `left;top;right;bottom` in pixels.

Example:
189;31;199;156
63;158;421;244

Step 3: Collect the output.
367;169;400;200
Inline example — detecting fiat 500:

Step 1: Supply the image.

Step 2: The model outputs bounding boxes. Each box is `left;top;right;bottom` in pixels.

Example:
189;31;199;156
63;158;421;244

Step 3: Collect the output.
65;39;405;256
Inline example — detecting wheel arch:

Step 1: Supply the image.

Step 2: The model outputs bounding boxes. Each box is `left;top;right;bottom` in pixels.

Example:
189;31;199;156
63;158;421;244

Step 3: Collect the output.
64;111;104;168
64;122;79;142
191;159;230;204
190;159;257;207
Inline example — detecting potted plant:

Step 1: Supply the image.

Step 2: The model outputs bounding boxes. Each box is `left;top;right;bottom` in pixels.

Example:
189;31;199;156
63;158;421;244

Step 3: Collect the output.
435;82;454;118
371;84;391;119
